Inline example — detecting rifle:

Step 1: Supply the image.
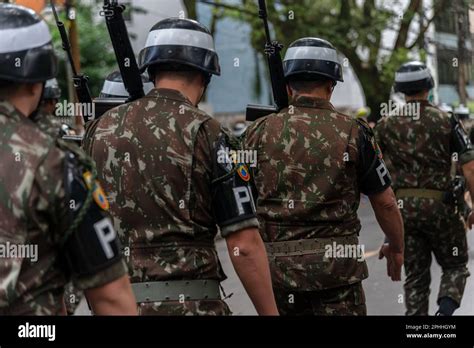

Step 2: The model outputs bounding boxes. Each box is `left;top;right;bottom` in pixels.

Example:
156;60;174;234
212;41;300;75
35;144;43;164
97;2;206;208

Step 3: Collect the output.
444;114;472;218
101;0;144;103
246;0;288;122
450;113;472;153
50;0;93;123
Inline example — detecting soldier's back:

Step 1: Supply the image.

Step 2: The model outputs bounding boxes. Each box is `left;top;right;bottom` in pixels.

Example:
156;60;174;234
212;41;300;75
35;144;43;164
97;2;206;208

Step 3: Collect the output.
87;88;225;283
376;101;451;191
247;96;362;240
245;96;369;291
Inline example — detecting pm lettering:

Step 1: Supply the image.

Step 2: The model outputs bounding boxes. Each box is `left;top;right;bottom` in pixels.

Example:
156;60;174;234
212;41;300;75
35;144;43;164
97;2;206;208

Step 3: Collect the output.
94;218;117;259
233;187;254;215
376;163;389;186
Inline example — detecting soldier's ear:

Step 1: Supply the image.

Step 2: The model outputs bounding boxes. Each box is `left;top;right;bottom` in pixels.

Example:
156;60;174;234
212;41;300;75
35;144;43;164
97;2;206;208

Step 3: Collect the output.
24;82;43;98
286;85;293;97
327;81;335;97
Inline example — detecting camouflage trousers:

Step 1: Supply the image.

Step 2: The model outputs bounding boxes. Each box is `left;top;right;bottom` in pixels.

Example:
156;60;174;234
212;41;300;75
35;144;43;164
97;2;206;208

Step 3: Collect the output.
402;199;470;316
137;299;231;316
273;282;366;315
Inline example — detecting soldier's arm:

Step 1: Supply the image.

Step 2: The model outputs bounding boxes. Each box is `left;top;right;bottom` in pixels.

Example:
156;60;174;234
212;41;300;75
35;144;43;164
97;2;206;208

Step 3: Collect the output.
369;190;404;281
449;115;474;227
39;146;137;315
201;122;278;315
225;227;278;315
84;274;136;315
355;121;404;281
372;121;385;154
462;162;474;228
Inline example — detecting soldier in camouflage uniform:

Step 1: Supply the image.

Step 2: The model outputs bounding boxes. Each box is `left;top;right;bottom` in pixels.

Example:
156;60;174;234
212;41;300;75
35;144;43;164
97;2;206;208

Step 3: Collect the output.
244;38;404;315
35;79;85;315
98;70;154;99
83;18;278;316
375;61;474;316
34;78;63;138
0;4;137;315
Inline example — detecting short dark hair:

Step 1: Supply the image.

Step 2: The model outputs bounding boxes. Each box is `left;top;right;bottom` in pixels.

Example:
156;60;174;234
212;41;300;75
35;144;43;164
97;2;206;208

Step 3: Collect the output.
148;64;204;84
0;79;20;99
287;76;334;94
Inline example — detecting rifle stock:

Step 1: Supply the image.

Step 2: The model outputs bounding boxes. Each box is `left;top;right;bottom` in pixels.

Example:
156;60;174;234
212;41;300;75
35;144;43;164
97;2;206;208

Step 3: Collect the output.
50;0;93;123
93;98;128;119
246;104;278;122
102;0;144;102
246;0;288;121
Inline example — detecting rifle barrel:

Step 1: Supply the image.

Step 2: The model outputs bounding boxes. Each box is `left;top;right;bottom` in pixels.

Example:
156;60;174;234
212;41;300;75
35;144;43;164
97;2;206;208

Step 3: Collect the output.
258;0;272;44
50;0;78;76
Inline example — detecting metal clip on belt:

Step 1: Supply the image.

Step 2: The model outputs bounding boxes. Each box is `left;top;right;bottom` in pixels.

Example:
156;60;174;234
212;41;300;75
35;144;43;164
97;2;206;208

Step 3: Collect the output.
131;279;221;303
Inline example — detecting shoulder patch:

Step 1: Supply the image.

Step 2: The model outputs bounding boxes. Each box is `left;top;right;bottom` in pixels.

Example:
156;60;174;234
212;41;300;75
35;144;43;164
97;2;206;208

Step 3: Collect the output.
237;164;250;182
83;171;109;211
355;118;372;132
356;118;383;159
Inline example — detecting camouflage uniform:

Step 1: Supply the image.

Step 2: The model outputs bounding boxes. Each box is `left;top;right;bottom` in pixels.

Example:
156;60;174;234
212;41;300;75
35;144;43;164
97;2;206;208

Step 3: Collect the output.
245;96;391;315
84;88;259;315
375;100;473;315
33;109;63;139
32;108;84;315
0;100;128;315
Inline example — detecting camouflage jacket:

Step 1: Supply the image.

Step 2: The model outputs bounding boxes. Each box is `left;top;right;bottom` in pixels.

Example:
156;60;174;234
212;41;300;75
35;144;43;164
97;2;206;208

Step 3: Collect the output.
375;100;474;191
83;88;259;284
33;108;63;139
244;96;390;291
375;100;474;221
0;100;127;315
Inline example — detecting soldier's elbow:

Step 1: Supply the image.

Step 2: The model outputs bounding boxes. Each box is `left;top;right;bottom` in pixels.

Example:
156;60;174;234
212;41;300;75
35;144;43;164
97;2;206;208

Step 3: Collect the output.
225;227;263;257
369;187;399;211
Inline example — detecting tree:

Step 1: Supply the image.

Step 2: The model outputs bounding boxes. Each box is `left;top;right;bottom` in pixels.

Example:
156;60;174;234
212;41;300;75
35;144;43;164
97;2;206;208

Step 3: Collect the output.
455;0;470;105
184;0;198;19
48;2;117;98
200;0;451;121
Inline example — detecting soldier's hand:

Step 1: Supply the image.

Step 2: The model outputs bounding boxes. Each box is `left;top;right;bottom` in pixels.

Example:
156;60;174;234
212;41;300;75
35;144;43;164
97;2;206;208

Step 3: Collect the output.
378;243;403;281
467;212;474;230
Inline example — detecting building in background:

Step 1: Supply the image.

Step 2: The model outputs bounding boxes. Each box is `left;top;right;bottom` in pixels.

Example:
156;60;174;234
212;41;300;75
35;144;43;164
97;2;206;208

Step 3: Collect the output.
433;3;474;105
125;0;186;54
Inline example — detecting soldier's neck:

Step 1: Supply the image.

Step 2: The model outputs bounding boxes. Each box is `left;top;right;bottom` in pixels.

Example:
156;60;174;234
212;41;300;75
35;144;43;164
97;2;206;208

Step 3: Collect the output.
293;92;331;101
6;95;36;118
405;92;429;103
155;80;202;106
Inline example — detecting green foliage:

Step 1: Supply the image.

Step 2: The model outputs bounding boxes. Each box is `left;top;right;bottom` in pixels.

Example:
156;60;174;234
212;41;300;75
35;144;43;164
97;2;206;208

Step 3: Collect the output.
379;48;410;88
468;101;474;113
48;3;116;99
184;0;198;20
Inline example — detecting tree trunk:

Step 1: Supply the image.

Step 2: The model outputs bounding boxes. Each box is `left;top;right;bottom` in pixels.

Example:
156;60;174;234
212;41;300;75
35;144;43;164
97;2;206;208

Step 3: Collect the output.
184;0;198;20
456;0;468;105
356;67;391;123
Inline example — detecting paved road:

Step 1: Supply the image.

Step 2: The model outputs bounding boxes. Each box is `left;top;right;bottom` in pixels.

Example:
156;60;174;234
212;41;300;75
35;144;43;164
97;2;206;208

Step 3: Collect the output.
76;196;474;315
